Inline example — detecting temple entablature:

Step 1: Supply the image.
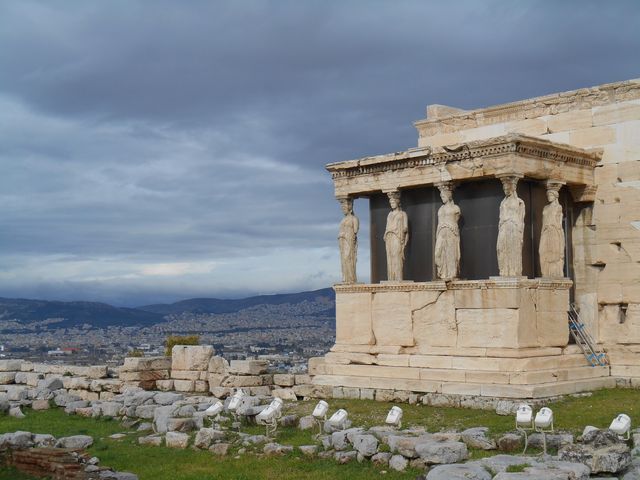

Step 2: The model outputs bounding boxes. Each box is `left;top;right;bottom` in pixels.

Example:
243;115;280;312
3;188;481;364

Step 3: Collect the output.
326;134;600;202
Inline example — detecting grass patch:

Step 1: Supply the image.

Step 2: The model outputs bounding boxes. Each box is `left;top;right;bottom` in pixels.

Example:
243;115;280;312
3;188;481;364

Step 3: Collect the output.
1;388;639;479
0;467;39;480
506;463;530;472
289;388;640;436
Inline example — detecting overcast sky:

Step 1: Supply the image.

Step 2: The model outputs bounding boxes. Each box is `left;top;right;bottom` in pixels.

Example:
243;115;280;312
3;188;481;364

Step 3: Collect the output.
0;1;638;306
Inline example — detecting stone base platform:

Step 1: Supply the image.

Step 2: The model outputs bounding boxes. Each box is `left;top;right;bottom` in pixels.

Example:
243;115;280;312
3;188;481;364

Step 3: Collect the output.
310;345;613;399
312;278;615;399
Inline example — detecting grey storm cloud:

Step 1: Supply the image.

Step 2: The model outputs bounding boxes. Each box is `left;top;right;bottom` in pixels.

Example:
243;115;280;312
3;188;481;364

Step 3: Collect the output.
0;0;638;305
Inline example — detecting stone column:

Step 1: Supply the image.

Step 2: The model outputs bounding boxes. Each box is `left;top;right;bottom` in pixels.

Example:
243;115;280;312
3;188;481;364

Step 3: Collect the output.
337;196;359;284
435;181;461;280
497;175;525;277
539;180;566;278
384;190;408;281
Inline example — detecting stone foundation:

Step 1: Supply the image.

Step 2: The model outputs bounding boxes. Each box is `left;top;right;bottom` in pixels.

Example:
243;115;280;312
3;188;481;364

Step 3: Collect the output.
312;279;614;399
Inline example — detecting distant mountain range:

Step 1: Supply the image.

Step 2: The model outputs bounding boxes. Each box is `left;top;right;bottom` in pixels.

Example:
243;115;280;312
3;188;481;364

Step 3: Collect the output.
0;298;163;328
139;288;334;316
0;288;335;328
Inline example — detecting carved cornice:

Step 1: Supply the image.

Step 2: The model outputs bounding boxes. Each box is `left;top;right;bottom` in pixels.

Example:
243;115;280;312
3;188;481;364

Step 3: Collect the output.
334;278;572;293
326;134;599;181
334;282;447;293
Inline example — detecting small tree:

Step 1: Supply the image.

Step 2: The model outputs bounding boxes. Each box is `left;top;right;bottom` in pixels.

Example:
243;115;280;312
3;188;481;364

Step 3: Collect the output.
165;335;200;356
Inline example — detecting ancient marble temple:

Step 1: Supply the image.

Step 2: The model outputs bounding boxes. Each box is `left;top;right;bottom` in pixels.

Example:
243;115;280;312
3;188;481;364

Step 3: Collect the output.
310;78;640;400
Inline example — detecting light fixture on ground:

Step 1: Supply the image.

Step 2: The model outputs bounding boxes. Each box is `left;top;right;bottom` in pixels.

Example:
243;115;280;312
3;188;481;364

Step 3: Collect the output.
328;408;349;430
534;407;555;455
256;397;284;437
228;389;245;430
312;400;329;437
515;404;534;454
205;400;224;426
609;413;631;440
385;406;403;429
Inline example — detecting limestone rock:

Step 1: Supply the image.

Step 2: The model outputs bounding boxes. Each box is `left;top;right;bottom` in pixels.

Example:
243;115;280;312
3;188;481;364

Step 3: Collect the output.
166;417;196;432
33;434;56;447
165;431;189;449
371;452;392;466
9;406;25;418
271;388;297;401
194;428;225;449
56;435;94;450
37;377;63;391
208;356;229;374
299;445;318;456
461;427;497;450
298;415;315;431
263;443;293;456
0;431;34;448
528;432;574;449
171;345;214;371
387;434;433;458
426;463;492;480
559;429;632;474
279;414;298;427
228;360;268;375
331;428;364;451
153;392;183;406
415;439;469;464
352;433;378;457
334;450;357;464
209;443;230;456
497;432;524;452
138;435;163;446
389;454;408;472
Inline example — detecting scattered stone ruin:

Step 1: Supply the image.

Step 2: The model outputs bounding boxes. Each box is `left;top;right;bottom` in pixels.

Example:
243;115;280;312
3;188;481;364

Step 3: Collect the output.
313;78;640;400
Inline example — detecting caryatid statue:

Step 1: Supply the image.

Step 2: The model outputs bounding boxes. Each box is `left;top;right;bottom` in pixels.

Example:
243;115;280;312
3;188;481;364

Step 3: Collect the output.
539;182;565;278
435;182;461;280
497;175;525;277
337;197;359;283
384;190;408;281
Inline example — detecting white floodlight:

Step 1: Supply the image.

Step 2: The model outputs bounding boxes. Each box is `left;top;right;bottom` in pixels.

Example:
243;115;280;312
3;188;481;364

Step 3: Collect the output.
516;404;533;428
515;404;534;454
534;407;555;455
256;398;284;437
312;400;329;437
609;413;631;440
205;401;224;417
535;407;554;430
228;389;245;412
328;409;349;430
385;406;403;429
312;400;329;419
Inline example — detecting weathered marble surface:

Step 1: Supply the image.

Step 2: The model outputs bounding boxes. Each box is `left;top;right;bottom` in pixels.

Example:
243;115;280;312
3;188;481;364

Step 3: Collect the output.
497;176;525;277
435;182;460;280
539;185;565;278
338;198;359;284
384;191;408;281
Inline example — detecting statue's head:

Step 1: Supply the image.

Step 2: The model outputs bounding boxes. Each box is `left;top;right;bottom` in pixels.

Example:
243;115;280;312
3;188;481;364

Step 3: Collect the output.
339;197;353;215
387;191;401;209
547;189;559;203
438;183;453;203
500;176;518;196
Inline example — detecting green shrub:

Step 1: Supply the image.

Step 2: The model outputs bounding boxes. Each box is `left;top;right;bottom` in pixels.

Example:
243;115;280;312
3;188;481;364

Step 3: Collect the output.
164;335;200;356
127;349;145;358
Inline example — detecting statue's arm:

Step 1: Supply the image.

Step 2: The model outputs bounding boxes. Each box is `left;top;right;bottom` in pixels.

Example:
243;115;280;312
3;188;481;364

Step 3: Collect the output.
354;215;360;235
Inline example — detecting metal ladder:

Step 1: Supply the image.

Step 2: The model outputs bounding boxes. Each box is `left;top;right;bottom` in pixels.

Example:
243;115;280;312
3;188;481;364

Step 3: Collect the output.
568;303;608;367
